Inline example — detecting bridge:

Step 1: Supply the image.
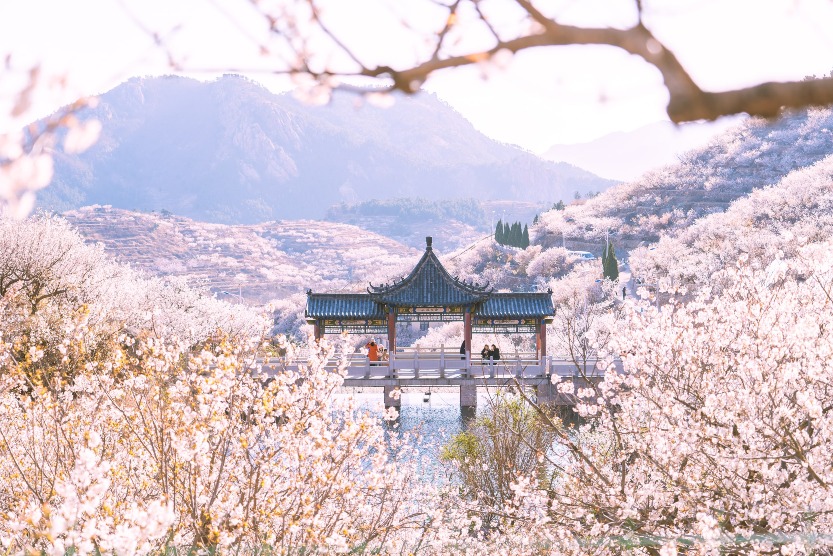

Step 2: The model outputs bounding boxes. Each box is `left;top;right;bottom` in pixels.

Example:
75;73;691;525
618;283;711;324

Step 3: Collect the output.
295;236;616;408
261;346;617;408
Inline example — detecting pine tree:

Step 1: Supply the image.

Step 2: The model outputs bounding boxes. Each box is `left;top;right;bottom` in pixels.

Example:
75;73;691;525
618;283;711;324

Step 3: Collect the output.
521;224;530;248
602;240;619;281
503;222;511;244
495;219;504;244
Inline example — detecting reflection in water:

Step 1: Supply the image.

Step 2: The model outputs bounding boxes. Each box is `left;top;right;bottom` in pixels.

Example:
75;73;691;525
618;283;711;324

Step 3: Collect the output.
340;387;580;481
341;388;491;481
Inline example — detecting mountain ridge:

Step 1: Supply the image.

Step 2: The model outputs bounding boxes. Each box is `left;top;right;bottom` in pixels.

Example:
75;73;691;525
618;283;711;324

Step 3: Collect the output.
39;75;615;223
541;118;743;181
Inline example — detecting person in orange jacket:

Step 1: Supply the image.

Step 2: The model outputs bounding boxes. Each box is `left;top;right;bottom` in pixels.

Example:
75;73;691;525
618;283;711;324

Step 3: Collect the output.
365;340;379;362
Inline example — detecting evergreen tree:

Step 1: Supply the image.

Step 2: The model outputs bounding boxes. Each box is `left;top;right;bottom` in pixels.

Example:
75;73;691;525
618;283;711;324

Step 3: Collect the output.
510;222;520;246
533;214;539;225
496;219;532;248
494;219;504;244
553;200;566;211
602;240;620;281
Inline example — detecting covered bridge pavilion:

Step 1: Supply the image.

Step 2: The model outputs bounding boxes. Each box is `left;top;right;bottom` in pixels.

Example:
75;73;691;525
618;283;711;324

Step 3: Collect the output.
304;237;556;406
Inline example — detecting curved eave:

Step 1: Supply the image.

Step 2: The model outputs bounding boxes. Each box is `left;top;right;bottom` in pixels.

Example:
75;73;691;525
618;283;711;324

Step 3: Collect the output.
305;293;384;319
477;293;555;319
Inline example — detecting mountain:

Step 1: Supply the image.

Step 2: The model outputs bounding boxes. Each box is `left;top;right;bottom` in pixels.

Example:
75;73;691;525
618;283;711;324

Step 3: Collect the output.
533;108;833;252
39;75;615;224
542;118;743;181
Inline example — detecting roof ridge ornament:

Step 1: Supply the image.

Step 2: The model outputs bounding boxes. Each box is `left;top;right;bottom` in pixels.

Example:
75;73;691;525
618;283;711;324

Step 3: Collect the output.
365;235;492;304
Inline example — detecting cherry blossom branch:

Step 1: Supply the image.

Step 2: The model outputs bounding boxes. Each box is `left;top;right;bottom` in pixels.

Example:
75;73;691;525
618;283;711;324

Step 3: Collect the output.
244;0;833;123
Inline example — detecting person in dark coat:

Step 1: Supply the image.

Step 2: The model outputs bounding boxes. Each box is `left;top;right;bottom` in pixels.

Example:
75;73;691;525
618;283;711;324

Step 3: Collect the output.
489;344;501;363
460;340;467;359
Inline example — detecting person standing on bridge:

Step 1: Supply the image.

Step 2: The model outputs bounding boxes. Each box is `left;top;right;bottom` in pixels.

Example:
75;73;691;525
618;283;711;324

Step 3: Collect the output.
366;340;379;364
489;344;501;365
480;344;490;363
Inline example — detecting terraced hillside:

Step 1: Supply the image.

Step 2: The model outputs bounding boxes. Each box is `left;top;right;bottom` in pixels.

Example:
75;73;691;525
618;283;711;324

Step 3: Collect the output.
63;206;420;304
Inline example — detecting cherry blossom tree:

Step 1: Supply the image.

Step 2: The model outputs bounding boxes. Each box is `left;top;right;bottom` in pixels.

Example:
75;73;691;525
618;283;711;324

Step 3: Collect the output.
0;214;267;387
476;242;831;554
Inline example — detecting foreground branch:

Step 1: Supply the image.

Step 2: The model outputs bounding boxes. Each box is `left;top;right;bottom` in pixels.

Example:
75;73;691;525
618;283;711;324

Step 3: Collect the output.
250;0;833;124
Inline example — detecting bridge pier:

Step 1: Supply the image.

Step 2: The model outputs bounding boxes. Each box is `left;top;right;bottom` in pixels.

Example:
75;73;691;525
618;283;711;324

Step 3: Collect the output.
536;381;575;405
460;382;477;409
384;385;401;408
535;382;558;405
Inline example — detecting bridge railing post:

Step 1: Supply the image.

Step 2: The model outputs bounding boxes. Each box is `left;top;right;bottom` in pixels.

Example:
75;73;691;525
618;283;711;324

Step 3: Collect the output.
440;344;445;379
415;346;420;379
388;349;394;379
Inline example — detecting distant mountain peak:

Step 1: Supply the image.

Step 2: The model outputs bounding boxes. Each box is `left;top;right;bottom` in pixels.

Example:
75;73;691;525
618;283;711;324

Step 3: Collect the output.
40;74;615;224
542;118;744;181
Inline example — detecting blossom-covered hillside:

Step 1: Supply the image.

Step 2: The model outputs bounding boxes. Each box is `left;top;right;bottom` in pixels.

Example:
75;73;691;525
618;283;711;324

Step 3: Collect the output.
534;108;833;252
630;152;833;288
64;206;579;341
62;206;420;303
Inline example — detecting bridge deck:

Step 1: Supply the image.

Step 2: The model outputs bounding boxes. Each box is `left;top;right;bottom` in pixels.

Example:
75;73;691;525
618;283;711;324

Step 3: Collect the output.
260;348;616;385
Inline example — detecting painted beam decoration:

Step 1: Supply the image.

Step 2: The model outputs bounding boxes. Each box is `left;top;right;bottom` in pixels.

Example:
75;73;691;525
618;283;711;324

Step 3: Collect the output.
322;319;388;334
396;306;464;322
473;317;539;334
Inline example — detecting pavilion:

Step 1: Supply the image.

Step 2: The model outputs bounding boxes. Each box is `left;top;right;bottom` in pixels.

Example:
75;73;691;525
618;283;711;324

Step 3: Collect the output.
305;236;555;370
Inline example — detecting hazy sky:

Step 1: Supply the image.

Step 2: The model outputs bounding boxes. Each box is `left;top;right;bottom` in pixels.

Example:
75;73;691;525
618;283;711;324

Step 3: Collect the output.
2;0;832;152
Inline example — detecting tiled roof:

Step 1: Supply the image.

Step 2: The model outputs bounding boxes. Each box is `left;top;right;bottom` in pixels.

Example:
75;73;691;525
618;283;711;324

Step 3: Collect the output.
305;238;555;321
478;293;554;318
367;237;490;306
305;293;385;319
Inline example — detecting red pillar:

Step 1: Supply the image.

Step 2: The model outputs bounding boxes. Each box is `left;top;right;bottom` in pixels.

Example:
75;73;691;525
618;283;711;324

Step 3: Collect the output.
387;310;396;354
463;309;472;357
313;321;323;340
539;320;547;358
536;324;541;358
